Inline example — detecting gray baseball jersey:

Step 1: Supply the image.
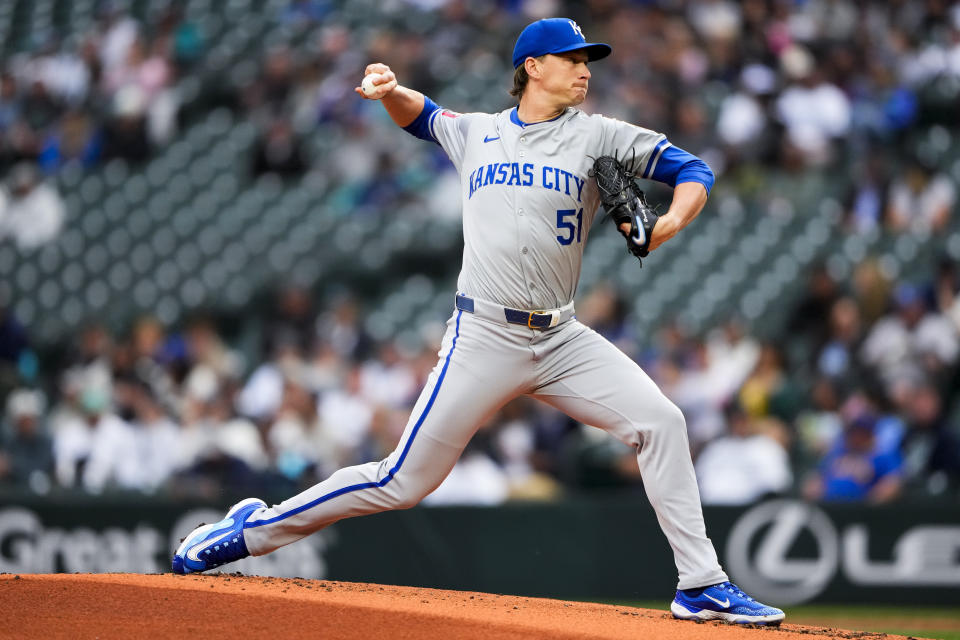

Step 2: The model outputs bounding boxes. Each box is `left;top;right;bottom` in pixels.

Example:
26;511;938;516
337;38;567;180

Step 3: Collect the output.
243;102;728;591
430;106;666;310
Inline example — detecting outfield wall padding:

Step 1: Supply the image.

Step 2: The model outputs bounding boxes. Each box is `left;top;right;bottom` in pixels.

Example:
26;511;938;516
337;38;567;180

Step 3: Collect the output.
0;493;957;605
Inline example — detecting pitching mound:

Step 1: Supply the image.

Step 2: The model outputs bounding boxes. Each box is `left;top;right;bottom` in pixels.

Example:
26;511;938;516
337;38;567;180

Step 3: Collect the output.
0;573;914;639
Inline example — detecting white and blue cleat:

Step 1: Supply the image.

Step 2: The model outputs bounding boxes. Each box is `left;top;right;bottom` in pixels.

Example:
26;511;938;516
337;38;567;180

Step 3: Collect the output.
671;581;785;626
171;498;266;575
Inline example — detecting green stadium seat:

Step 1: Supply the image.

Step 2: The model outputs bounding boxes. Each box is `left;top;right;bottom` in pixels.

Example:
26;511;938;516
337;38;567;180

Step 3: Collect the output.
123;174;149;206
106;226;132;258
37;278;60;310
107;262;133;292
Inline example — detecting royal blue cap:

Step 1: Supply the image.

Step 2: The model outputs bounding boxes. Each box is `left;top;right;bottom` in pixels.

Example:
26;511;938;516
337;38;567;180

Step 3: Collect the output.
512;18;612;69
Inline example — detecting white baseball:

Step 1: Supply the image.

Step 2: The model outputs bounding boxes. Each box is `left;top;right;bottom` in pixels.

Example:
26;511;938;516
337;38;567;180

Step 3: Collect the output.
361;74;382;97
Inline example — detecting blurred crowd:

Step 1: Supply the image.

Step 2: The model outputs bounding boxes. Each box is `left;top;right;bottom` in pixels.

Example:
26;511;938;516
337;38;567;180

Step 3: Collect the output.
653;255;960;505
1;0;960;505
2;257;959;504
0;3;199;248
0;289;566;502
3;1;960;243
0;4;196;175
227;0;960;229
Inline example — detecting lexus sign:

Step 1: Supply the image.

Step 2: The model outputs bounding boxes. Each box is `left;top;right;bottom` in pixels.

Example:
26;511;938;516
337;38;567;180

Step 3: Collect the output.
725;500;960;605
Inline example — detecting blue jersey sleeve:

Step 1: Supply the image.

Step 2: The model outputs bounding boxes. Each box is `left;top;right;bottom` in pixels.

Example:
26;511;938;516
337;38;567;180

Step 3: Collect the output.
647;143;715;195
402;96;442;144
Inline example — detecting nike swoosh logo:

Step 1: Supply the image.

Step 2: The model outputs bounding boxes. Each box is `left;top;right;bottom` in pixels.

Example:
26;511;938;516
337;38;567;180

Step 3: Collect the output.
483;135;500;143
631;212;646;246
704;593;730;608
186;524;235;562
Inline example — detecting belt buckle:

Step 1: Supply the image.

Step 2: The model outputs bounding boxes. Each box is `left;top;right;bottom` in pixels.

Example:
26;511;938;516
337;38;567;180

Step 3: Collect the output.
528;309;561;329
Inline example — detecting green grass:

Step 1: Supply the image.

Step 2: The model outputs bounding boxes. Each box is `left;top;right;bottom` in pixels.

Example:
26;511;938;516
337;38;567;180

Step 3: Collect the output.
604;601;960;640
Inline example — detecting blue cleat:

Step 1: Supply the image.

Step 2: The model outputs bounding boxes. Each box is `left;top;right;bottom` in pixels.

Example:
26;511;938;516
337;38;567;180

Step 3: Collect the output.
171;498;266;575
671;581;785;626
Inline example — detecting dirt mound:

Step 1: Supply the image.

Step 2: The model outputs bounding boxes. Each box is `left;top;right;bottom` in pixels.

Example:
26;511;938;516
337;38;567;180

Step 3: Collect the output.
0;573;916;639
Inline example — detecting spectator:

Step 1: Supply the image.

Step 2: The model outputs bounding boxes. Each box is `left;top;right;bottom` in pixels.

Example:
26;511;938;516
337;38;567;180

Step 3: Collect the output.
851;258;892;327
38;109;101;173
174;388;276;498
0;388;53;492
803;415;903;503
52;385;141;492
19;78;61;132
795;377;844;468
103;35;178;146
738;343;798;422
60;323;114;400
316;294;372;361
266;381;324;482
0;120;40;173
30;37;91;106
0;162;65;250
100;85;151;163
696;404;792;505
715;63;777;158
706;318;761;402
168;8;204;71
244;46;296;116
282;1;331;25
845;156;890;233
265;286;317;353
861;283;960;389
886;157;956;233
182;315;244;388
850;62;917;144
97;7;139;75
360;341;417;409
787;265;840;357
775;45;851;166
317;364;375;467
142;37;179;146
180;386;268;472
816;297;864;383
934;257;959;321
0;72;20;130
128;385;182;492
238;337;306;421
251;118;308;178
900;382;960;497
0;292;31;391
576;282;636;356
663;338;726;453
686;0;742;44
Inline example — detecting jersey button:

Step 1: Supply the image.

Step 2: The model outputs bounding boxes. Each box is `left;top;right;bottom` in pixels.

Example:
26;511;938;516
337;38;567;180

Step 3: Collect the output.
521;247;528;254
518;208;524;215
520;137;526;143
519;151;525;157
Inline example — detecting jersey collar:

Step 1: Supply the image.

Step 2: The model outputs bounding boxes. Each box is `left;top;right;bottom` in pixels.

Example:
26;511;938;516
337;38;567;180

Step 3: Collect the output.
510;106;567;128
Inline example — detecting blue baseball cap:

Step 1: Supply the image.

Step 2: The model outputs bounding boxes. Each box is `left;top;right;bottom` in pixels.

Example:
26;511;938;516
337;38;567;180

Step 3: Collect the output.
512;18;612;69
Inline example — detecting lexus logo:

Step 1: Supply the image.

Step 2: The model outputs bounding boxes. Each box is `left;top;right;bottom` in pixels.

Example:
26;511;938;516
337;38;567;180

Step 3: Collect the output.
725;500;839;605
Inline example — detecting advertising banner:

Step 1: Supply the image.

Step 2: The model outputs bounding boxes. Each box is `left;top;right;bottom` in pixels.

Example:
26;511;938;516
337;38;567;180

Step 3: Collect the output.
0;495;956;605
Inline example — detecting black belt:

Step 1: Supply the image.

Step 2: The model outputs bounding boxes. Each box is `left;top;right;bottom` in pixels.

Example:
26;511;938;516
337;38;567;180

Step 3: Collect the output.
455;294;564;329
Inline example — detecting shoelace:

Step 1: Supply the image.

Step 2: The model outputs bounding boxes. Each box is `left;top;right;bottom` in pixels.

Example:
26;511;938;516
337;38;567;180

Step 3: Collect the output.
202;533;246;565
720;582;755;602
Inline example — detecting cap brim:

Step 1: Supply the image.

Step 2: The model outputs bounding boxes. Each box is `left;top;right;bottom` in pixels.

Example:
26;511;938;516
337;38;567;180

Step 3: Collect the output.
549;41;612;62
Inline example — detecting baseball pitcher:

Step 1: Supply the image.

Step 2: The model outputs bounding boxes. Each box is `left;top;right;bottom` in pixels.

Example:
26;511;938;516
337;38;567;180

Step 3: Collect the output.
173;18;785;625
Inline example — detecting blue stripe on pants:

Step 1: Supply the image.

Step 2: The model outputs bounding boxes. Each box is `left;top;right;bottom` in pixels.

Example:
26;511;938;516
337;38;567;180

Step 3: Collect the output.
247;310;463;528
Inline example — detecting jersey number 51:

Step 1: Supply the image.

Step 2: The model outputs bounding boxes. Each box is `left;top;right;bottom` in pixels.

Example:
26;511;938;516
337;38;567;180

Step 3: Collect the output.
556;208;584;245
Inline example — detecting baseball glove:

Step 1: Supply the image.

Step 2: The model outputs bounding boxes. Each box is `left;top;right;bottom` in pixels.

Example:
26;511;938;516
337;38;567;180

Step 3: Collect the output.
591;155;659;266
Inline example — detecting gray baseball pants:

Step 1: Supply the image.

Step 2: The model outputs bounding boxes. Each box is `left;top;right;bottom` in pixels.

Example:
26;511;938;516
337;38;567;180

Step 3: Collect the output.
243;299;728;589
